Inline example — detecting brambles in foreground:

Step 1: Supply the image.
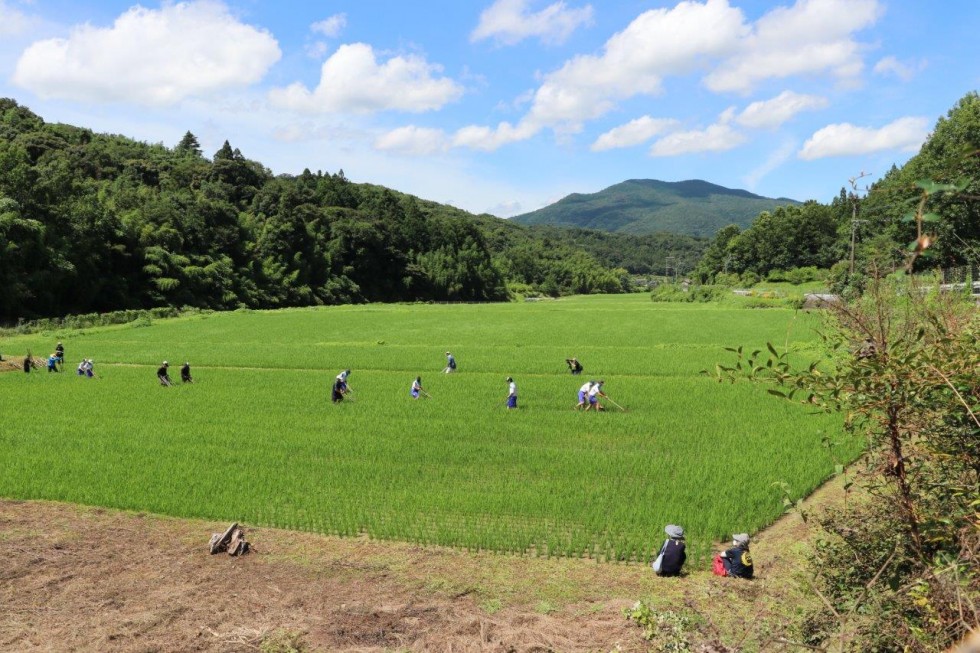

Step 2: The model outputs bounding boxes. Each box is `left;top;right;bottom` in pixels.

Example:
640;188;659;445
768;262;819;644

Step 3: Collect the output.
715;277;980;651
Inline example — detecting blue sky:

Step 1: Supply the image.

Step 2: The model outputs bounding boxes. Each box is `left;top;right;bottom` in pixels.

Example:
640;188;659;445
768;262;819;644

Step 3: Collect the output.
0;0;977;218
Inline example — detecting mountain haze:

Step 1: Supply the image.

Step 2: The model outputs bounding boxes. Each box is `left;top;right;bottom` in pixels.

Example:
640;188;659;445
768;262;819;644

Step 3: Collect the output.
511;179;798;237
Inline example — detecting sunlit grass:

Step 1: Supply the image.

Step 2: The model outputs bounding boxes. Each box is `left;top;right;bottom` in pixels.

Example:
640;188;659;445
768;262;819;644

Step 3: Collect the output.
0;295;855;560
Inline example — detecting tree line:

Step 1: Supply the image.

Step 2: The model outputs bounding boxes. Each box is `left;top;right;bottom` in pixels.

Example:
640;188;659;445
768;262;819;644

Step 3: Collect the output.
1;98;706;321
692;92;980;288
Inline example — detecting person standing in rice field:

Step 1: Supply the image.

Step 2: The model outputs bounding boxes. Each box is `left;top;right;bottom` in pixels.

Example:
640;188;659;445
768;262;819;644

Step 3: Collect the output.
505;376;518;409
443;352;457;373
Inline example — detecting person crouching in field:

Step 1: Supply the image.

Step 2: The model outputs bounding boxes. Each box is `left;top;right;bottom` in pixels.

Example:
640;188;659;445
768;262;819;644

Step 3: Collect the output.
443;352;456;373
652;524;686;576
566;357;583;375
411;376;424;399
331;376;346;403
716;533;753;579
576;380;593;410
158;361;172;387
181;362;193;383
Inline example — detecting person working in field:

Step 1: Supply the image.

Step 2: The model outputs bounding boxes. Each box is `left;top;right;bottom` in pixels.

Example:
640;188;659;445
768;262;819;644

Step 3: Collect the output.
180;362;193;383
566;357;583;375
443;352;457;373
652;524;687;576
55;342;64;369
48;353;59;373
505;376;518;409
331;376;347;403
336;369;351;393
411;376;425;399
158;361;172;387
587;380;606;411
717;533;753;579
576;380;593;410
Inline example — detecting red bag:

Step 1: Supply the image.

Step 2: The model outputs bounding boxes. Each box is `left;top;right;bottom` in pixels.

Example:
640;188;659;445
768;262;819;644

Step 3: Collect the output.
712;553;728;576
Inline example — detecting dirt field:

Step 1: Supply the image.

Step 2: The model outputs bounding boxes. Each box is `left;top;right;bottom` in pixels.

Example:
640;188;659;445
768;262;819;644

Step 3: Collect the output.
0;479;843;652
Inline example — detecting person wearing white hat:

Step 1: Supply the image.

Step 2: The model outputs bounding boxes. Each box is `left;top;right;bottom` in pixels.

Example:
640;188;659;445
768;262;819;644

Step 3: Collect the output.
652;524;687;576
158;361;172;387
720;533;753;579
443;352;457;373
180;362;193;383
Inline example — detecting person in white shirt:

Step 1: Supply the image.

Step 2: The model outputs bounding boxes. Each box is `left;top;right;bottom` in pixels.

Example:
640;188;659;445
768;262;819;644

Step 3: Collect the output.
505;376;518;409
576;381;593;410
587;380;606;411
336;369;351;393
411;376;424;399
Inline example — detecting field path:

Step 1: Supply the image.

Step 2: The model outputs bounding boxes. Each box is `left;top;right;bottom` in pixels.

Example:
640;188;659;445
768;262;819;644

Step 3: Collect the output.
0;476;846;652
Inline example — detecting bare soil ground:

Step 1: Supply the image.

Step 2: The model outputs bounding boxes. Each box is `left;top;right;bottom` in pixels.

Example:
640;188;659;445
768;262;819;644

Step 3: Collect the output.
0;477;848;652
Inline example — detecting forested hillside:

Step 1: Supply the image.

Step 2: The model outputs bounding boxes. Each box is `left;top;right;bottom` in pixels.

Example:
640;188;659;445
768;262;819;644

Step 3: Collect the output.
512;178;797;237
0;99;703;321
691;92;980;286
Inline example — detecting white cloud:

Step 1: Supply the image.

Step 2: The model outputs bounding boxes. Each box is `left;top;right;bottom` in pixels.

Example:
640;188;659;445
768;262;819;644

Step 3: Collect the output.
311;13;347;38
374;125;450;156
705;0;883;93
272;122;370;144
649;122;746;157
12;0;280;105
736;90;829;129
471;0;593;46
305;41;329;59
743;139;797;188
591;116;680;151
0;0;36;37
452;120;540;151
456;0;880;150
526;0;747;129
873;55;924;82
269;43;463;114
487;200;523;217
798;116;930;160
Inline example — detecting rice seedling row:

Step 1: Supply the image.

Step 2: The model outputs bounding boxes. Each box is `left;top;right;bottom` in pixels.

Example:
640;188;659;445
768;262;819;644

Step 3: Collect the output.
0;295;858;560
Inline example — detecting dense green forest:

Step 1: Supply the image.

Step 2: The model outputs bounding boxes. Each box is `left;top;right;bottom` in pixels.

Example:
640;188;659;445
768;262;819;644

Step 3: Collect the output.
5;91;973;321
693;92;980;285
512;178;797;237
0;98;704;321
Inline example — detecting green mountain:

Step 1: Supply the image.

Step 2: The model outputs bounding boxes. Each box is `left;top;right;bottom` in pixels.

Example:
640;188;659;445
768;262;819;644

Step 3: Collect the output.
511;179;798;237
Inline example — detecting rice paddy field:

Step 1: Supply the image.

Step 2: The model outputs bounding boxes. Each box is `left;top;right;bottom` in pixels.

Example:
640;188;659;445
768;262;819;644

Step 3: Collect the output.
0;295;860;561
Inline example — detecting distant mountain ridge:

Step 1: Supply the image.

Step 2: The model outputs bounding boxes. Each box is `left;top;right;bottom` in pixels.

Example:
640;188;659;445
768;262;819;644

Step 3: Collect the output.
511;179;798;237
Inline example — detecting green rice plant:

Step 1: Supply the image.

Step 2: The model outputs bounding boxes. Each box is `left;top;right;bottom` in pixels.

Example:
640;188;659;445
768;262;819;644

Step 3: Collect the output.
0;295;857;561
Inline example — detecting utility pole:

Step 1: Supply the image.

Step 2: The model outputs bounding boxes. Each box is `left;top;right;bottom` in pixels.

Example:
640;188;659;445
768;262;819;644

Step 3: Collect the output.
848;171;873;275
